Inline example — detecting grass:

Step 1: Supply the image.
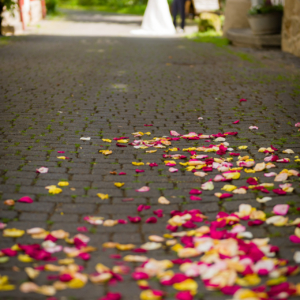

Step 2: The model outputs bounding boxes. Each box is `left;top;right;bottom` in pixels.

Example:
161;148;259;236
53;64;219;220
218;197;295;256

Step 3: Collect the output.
187;30;259;64
187;30;230;47
58;2;146;15
0;36;10;46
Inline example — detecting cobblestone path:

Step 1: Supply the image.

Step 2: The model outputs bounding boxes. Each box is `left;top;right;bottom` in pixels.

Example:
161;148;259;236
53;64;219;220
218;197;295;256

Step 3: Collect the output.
1;11;300;300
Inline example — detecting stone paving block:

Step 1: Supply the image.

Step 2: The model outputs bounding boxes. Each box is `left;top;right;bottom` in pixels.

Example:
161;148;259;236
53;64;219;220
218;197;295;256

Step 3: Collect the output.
0;15;299;300
58;203;96;214
14;202;55;212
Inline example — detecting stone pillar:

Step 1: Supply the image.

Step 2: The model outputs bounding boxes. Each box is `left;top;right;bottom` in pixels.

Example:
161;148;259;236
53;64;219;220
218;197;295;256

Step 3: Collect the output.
282;0;300;57
223;0;252;36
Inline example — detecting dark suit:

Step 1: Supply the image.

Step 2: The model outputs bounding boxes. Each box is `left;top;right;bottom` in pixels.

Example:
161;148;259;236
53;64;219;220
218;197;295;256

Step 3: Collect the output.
172;0;186;29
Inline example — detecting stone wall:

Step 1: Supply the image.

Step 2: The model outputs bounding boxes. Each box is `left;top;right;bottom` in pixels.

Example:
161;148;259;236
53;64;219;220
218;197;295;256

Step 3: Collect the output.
223;0;251;36
282;0;300;57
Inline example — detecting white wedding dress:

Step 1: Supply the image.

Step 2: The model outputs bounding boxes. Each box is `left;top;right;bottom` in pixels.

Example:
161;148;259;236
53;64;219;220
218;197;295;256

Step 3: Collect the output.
131;0;176;35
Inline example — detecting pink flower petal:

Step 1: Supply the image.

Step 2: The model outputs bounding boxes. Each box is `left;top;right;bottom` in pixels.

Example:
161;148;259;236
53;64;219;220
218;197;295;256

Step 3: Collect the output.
135;169;145;173
119;172;126;175
264;172;277;177
169;167;178;173
144;124;153;126
135;186;150;192
240;98;247;102
170;130;181;136
18;196;33;203
273;204;289;216
232;120;240;124
36;167;48;174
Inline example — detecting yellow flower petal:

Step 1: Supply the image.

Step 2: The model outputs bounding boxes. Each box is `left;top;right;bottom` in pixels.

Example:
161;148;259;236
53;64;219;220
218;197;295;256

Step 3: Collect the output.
102;139;111;143
140;290;161;300
68;278;85;289
223;172;240;180
97;193;109;200
18;254;34;263
221;185;237;192
58;181;69;187
99;150;112;156
3;228;25;238
238;146;248;150
173;279;198;292
117;139;129;143
132;162;144;166
114;182;125;188
48;186;62;195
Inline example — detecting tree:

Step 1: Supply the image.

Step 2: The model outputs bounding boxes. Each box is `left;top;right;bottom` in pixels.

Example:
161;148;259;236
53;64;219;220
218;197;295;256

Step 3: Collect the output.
0;0;17;36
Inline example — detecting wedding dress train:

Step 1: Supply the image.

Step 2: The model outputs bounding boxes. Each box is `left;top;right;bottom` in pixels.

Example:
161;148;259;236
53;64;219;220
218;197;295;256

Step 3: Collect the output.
131;0;176;35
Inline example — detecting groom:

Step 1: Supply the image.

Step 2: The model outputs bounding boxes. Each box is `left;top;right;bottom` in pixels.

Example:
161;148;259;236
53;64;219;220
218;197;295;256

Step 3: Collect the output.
172;0;186;32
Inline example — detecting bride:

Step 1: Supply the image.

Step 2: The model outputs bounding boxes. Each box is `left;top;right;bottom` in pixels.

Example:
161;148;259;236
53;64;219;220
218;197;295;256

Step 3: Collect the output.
131;0;176;35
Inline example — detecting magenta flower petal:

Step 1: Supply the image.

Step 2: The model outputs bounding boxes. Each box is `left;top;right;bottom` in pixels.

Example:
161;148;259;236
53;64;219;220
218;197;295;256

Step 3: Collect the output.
132;272;149;280
132;248;147;253
232;120;240;124
219;193;233;199
176;291;193;300
1;248;18;256
127;216;141;223
290;235;300;243
145;217;157;223
78;252;90;260
190;195;202;201
59;274;73;282
247;178;258;185
189;189;202;195
77;226;88;232
153;209;163;217
248;220;264;226
18;196;33;203
273;189;287;195
149;163;158;167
